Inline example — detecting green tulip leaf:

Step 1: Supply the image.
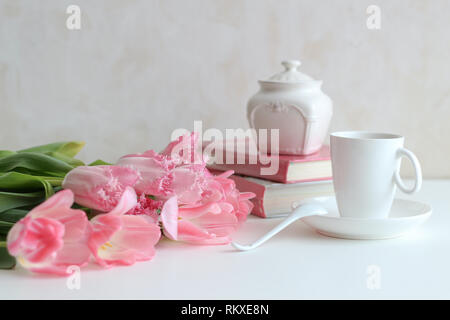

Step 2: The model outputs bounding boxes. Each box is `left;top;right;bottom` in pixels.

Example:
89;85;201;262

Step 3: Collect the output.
33;176;64;187
45;151;85;167
88;159;111;166
18;141;85;158
0;241;15;270
0;172;59;197
0;209;28;224
0;151;16;159
0;221;14;236
0;152;74;177
0;190;46;214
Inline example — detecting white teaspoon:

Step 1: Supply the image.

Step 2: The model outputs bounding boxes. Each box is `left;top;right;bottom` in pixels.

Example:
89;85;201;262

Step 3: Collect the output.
231;202;328;251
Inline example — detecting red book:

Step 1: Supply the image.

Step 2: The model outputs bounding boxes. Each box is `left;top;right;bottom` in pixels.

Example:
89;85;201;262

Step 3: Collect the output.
204;142;332;184
228;174;334;218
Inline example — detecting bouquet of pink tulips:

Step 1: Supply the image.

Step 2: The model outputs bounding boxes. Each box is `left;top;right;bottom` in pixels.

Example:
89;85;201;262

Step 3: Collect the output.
0;133;254;275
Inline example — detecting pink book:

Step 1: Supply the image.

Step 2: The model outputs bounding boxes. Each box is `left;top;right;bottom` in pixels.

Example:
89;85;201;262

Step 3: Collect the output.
205;142;332;184
226;174;334;218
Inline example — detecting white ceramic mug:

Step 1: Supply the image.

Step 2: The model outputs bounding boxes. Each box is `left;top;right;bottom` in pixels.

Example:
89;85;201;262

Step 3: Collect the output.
330;131;422;219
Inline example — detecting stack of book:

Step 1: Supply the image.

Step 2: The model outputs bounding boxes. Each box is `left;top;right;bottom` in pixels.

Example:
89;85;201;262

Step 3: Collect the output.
205;141;334;218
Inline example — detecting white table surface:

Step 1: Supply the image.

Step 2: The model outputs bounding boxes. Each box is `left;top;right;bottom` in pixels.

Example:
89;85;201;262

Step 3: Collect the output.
1;179;449;300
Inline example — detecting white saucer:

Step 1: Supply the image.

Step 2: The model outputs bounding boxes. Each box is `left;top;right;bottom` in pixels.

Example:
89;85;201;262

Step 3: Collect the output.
302;197;432;240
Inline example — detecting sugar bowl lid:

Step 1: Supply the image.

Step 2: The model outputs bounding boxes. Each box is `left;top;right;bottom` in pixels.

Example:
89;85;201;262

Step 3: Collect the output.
261;60;316;84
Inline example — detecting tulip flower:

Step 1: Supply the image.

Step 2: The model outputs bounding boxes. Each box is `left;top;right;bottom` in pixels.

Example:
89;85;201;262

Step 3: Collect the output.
205;170;256;223
160;132;204;165
62;165;140;212
116;150;175;197
160;171;255;245
7;190;91;276
88;187;161;267
117;133;210;205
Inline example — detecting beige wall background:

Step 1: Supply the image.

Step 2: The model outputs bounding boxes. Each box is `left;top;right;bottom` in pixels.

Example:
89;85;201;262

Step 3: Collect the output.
0;0;449;177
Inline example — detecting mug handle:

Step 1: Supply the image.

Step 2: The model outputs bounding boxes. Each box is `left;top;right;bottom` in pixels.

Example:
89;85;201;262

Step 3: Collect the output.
394;147;422;194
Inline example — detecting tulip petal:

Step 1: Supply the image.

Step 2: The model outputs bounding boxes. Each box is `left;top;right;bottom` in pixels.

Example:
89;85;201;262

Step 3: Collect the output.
54;211;92;266
89;189;160;267
161;132;203;165
117;156;173;196
177;220;231;245
170;166;209;204
178;202;221;219
94;216;160;266
110;216;160;261
8;217;65;263
160;196;178;240
28;189;74;218
6;190;94;275
88;213;122;267
107;187;138;216
62;166;139;212
190;211;239;237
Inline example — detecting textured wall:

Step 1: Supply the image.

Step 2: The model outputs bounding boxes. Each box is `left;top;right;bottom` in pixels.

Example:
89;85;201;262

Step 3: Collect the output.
0;0;449;177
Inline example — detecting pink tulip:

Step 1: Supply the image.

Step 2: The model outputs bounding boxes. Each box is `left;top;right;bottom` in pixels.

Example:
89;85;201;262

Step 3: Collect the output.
7;190;91;276
62;165;140;212
116;149;175;197
205;170;256;223
160;132;204;165
126;193;163;223
160;170;255;245
117;133;209;204
88;187;161;267
117;133;255;245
